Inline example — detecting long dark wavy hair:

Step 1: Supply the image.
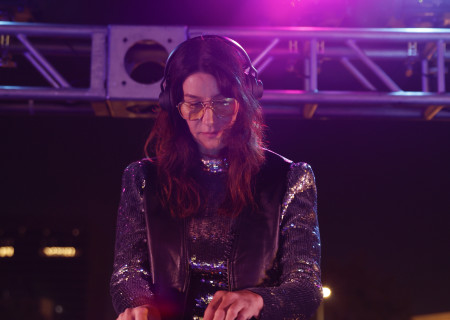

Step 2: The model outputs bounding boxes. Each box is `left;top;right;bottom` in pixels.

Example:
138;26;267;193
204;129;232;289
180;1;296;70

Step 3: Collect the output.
145;35;266;218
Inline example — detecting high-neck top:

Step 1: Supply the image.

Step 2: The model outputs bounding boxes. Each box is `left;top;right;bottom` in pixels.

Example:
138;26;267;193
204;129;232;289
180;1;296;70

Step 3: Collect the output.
185;165;234;319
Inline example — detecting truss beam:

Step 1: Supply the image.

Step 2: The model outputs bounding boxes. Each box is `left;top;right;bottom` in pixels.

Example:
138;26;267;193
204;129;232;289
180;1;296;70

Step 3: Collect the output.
1;22;450;120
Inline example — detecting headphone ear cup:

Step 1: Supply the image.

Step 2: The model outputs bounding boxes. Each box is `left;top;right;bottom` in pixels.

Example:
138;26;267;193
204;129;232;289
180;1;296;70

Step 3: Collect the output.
254;78;264;100
247;74;264;100
159;90;171;111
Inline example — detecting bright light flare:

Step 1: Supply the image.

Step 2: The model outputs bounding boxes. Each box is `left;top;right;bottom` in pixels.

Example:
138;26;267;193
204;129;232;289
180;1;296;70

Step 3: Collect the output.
42;247;77;258
323;286;332;298
259;0;347;27
0;246;14;258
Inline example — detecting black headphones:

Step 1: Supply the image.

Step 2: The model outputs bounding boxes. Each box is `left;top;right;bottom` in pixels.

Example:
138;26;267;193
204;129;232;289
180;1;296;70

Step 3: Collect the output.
158;35;263;111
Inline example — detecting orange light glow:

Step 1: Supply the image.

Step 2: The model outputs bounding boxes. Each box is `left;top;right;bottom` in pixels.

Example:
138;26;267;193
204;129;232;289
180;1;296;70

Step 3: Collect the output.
42;246;77;258
323;286;332;298
0;246;14;258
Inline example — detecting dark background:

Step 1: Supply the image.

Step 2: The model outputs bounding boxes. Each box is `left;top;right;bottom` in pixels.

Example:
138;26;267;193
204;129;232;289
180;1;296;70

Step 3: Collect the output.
1;116;449;320
1;0;450;319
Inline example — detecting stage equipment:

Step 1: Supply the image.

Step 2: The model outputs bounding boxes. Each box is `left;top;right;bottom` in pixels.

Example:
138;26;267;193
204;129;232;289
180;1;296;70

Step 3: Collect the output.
104;26;186;117
1;23;450;120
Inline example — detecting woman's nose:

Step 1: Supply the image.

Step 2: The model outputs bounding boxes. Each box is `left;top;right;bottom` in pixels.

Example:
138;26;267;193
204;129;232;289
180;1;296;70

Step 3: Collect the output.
201;106;215;125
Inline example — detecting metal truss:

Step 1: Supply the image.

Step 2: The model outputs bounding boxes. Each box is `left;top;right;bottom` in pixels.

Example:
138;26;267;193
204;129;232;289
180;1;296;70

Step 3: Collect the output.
0;22;107;100
1;22;450;120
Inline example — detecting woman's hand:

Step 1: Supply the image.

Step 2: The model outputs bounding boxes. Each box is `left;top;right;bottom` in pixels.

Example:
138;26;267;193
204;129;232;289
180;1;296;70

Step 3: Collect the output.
203;290;263;320
116;305;161;320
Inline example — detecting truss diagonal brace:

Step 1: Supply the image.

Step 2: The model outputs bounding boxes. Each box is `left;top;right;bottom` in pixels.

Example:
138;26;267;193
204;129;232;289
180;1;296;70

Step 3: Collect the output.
252;38;279;70
346;39;402;92
23;52;60;88
340;57;376;91
17;34;71;88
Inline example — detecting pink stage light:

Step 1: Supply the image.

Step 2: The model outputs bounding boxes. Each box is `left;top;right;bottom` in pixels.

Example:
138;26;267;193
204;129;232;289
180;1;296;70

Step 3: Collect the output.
255;0;348;27
250;0;432;27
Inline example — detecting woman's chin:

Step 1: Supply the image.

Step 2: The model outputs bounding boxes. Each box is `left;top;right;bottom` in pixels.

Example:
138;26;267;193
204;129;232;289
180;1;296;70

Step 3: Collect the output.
198;143;224;156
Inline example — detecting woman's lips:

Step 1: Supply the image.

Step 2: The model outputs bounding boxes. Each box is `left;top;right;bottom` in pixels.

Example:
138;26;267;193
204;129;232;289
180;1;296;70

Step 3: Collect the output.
200;132;219;136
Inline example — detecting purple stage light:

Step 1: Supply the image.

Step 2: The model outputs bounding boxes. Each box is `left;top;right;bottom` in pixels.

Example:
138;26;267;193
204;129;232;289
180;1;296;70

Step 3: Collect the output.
246;0;450;28
253;0;349;27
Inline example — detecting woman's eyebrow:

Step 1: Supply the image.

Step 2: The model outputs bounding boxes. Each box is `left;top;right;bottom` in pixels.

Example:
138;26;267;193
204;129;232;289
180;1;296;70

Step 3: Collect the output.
183;93;225;99
184;94;201;99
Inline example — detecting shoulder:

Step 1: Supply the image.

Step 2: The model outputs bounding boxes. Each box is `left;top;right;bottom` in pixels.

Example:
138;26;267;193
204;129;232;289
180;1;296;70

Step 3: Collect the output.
123;158;156;176
124;157;156;171
286;162;316;191
121;158;157;190
289;162;315;178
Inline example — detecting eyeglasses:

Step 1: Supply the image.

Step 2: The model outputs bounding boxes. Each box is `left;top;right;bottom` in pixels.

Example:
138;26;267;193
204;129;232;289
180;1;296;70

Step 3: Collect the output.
177;98;238;121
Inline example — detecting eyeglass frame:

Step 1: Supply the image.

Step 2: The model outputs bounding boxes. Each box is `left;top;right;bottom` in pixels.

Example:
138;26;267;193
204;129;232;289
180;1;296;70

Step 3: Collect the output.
176;97;238;121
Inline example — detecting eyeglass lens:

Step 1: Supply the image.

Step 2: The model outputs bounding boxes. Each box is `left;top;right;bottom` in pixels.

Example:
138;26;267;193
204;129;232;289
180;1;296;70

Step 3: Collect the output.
179;99;236;120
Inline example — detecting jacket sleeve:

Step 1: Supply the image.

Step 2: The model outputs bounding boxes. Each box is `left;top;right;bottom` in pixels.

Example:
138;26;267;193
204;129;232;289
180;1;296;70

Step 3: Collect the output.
248;162;323;320
110;161;156;314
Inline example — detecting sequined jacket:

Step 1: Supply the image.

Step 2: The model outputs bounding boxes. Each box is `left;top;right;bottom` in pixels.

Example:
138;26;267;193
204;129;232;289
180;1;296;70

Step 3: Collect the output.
111;150;322;320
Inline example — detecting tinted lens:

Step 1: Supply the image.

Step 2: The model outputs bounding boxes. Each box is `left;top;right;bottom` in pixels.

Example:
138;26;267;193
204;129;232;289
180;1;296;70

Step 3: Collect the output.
212;99;236;117
178;98;237;120
187;102;205;120
179;102;204;120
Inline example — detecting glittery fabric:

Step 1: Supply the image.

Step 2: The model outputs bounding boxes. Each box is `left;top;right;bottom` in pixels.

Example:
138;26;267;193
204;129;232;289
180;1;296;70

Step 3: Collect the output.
111;154;322;320
186;169;233;318
110;161;155;312
246;162;322;320
200;156;229;173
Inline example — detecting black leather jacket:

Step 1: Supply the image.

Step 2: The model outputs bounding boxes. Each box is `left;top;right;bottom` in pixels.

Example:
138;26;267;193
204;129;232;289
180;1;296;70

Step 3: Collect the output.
111;151;322;320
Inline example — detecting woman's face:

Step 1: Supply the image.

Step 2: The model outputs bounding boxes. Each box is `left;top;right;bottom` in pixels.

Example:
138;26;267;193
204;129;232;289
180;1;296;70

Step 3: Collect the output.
181;72;239;156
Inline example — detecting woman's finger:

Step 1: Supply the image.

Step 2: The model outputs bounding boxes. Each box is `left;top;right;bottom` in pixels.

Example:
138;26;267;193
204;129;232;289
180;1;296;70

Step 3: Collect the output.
223;301;244;320
205;290;263;320
204;291;226;320
214;292;240;320
116;305;159;320
235;307;255;320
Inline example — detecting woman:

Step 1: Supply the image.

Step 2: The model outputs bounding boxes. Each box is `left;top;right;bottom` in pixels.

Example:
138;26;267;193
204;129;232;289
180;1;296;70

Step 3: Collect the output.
110;35;322;320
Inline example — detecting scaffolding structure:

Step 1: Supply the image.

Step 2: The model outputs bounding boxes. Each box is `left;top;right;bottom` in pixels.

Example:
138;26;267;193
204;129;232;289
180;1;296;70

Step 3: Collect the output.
1;22;450;119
